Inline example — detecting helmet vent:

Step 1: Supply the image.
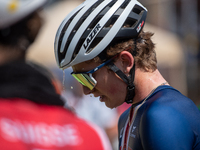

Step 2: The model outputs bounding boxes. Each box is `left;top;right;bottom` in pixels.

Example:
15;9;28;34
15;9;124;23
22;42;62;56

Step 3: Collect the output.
105;0;130;27
132;4;144;15
84;0;130;53
120;0;130;9
68;0;109;61
122;4;145;28
72;0;117;56
88;1;116;29
57;11;79;63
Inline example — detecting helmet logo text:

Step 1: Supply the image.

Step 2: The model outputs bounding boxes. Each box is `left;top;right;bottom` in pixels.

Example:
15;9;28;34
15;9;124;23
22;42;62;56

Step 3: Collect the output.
83;23;101;49
136;21;144;33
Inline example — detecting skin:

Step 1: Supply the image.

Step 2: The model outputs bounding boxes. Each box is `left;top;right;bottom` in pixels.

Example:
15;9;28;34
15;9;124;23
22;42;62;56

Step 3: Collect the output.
72;51;168;109
72;60;127;109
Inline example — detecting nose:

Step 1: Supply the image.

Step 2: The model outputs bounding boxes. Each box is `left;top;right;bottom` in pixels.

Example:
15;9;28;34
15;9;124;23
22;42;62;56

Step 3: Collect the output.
82;85;93;95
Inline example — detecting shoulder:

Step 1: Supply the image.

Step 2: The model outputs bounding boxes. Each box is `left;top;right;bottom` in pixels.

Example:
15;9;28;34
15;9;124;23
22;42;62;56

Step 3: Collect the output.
139;87;195;149
140;87;193;130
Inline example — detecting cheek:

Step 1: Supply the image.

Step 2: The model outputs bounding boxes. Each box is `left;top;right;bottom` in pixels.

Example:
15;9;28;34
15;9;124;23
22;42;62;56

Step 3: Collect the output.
106;80;127;108
95;68;126;98
105;73;126;96
107;82;121;94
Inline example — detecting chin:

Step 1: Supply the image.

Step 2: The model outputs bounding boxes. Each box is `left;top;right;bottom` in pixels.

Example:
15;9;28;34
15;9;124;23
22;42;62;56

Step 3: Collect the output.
105;99;125;109
104;102;114;109
105;101;120;109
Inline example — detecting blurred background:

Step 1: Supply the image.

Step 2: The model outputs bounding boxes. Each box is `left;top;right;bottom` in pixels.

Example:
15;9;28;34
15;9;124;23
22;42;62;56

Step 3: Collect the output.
26;0;200;149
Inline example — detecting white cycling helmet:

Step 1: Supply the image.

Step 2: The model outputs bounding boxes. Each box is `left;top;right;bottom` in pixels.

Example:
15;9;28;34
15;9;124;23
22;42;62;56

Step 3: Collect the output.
0;0;47;29
55;0;147;69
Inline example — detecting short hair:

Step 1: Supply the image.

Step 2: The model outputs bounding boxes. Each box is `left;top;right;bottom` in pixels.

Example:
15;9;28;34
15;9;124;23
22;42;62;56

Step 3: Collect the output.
95;30;157;72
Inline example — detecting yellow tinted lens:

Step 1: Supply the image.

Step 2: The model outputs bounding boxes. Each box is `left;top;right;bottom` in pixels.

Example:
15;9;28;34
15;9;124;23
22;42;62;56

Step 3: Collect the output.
72;74;95;90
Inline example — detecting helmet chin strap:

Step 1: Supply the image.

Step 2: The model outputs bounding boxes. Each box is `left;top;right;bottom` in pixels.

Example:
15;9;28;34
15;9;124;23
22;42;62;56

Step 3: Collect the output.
107;62;135;104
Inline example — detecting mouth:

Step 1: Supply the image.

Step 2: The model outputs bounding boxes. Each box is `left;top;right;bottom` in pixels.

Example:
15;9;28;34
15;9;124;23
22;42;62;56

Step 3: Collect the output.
99;95;105;102
93;94;106;102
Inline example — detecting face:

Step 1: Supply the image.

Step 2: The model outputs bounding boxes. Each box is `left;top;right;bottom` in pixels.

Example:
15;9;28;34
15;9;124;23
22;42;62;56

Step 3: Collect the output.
72;60;127;109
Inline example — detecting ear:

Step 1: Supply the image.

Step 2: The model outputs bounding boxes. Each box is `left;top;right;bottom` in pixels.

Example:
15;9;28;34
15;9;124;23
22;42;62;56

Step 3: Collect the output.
115;51;134;75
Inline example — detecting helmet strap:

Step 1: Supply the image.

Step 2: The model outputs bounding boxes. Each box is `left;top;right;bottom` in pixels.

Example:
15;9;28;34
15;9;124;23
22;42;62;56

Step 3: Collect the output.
107;62;135;104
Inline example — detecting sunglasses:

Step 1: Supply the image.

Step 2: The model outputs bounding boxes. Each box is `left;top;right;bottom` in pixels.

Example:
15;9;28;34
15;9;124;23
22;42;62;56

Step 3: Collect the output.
71;56;117;90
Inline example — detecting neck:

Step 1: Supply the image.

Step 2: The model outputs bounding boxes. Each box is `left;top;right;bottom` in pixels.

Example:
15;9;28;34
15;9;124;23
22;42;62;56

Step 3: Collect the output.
132;68;169;104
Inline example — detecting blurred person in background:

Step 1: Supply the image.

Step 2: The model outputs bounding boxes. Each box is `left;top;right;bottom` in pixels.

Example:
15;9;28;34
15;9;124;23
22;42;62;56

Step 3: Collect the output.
0;0;112;149
54;0;200;149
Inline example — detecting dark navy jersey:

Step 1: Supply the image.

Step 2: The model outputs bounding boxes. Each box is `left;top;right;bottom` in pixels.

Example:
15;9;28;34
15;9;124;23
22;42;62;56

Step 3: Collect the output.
118;85;200;150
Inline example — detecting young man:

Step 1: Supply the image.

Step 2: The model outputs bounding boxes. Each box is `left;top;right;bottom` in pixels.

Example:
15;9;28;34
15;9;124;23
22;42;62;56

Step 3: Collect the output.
0;0;111;149
54;0;200;149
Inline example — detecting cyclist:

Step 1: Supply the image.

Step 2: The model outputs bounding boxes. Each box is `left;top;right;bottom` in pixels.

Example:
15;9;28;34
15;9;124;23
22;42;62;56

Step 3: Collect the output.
54;0;200;149
0;0;111;149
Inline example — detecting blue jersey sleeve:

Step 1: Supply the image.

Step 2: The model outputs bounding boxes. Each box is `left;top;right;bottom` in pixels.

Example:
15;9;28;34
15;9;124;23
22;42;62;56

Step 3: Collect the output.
140;103;194;150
